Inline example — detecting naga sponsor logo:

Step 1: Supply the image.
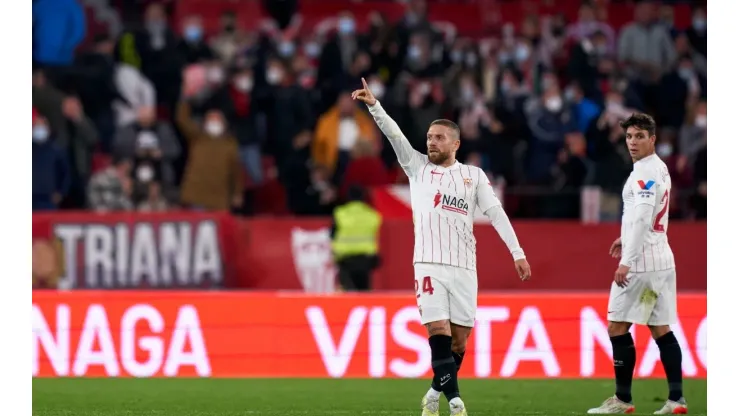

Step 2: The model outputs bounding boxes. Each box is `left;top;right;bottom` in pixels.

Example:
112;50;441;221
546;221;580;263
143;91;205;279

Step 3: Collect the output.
53;220;223;289
433;191;469;215
33;303;211;377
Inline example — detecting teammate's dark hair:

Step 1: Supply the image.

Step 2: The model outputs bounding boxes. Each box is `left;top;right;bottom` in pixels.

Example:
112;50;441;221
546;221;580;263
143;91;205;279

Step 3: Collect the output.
430;119;461;139
619;113;657;137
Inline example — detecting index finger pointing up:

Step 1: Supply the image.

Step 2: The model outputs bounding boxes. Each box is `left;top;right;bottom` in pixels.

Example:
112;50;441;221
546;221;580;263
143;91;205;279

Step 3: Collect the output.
361;77;369;90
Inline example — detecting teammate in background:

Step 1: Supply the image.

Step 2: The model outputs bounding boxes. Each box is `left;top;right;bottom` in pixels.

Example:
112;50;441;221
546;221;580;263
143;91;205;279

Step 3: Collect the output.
352;78;531;416
587;113;688;415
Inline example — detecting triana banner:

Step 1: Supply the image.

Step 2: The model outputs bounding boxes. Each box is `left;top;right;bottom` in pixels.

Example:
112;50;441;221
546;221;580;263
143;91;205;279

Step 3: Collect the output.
32;212;707;292
32;291;706;379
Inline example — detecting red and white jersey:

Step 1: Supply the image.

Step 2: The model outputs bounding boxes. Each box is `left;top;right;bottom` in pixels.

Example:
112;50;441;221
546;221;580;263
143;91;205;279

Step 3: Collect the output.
621;153;675;272
368;102;503;271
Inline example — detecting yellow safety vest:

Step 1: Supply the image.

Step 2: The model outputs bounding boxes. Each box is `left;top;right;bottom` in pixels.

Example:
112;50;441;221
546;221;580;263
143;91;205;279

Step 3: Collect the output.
332;201;382;260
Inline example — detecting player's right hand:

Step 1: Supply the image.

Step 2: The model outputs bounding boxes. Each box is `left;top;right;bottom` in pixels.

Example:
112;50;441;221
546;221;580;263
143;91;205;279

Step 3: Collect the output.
351;78;377;106
609;237;622;259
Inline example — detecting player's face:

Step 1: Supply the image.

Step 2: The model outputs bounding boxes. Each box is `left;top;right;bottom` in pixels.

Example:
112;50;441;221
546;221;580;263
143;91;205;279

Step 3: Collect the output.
625;126;656;161
426;125;459;165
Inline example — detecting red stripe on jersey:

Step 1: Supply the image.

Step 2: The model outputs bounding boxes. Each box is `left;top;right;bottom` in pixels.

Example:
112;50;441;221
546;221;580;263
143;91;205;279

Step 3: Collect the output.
447;219;452;265
420;212;425;261
455;219;460;267
429;213;433;261
421;162;430;183
438;214;442;263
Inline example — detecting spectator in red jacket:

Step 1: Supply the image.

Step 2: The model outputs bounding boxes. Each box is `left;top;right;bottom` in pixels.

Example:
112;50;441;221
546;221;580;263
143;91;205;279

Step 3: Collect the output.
340;139;391;201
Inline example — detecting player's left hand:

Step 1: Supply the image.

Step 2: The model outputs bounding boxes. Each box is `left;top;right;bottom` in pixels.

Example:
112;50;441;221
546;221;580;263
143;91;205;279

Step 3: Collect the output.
614;264;630;288
514;259;531;281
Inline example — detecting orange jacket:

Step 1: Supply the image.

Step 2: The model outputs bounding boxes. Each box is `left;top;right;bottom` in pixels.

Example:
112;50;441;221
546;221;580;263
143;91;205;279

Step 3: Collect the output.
311;106;376;172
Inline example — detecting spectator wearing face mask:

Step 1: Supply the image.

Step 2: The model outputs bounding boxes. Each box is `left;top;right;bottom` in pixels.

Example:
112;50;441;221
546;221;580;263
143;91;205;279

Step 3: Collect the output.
201;65;263;186
565;3;616;52
524;81;574;184
176;100;243;211
656;56;701;128
679;99;707;165
317;11;371;110
312;90;377;181
177;16;216;65
117;2;183;111
112;106;181;200
32;110;71;211
263;58;314;168
685;6;707;58
547;131;594;218
674;33;706;79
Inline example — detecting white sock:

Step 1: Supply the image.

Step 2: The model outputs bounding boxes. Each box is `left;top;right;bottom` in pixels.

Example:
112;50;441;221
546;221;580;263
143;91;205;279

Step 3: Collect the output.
449;397;464;408
426;387;441;400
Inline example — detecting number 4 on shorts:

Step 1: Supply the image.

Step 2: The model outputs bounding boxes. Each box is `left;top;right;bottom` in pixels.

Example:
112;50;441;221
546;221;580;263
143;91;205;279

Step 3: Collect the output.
414;276;435;297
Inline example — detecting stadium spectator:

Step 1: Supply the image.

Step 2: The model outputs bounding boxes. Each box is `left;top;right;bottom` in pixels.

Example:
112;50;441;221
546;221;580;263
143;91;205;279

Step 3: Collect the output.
201;64;264;185
618;0;677;111
263;57;314;167
112;106;181;201
88;157;134;212
524;74;572;184
679;99;707;164
113;63;157;128
32;111;71;211
340;139;391;200
175;101;243;211
674;33;706;79
117;2;183;110
312;91;377;181
72;35;120;150
565;82;600;134
210;11;246;66
32;0;86;67
177;15;215;65
566;2;616;52
685;5;707;57
138;182;170;212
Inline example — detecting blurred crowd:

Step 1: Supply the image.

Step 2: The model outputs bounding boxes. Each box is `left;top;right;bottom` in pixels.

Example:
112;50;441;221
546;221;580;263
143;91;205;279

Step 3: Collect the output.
32;0;707;219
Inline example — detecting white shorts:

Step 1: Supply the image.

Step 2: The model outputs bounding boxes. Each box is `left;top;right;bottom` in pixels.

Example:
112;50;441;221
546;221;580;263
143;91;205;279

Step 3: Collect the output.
414;263;478;327
607;269;677;326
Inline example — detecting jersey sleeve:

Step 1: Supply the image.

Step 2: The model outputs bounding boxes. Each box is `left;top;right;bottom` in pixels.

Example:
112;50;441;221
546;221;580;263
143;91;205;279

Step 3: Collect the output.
629;169;659;207
475;168;502;213
367;101;427;177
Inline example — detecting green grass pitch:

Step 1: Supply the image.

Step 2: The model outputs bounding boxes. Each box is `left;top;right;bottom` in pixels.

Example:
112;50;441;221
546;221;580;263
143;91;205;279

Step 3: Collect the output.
33;378;707;416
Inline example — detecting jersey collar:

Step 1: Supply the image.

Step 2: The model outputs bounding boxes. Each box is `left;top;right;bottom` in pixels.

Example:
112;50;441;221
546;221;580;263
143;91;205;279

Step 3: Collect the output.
634;153;657;169
433;160;461;171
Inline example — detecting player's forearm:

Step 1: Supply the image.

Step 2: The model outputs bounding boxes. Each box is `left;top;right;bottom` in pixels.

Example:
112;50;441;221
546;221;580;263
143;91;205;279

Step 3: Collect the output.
366;101;415;166
619;204;653;267
484;206;526;260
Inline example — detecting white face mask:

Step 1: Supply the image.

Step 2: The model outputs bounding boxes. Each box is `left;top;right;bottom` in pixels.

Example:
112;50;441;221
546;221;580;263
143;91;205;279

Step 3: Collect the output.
657;143;673;158
545;96;563;112
515;44;531;62
693;17;706;32
695;115;707;128
137;165;154;182
33;125;49;142
234;76;253;92
369;81;385;99
304;42;321;58
278;41;295;57
208;67;224;83
205;121;225;137
266;68;283;85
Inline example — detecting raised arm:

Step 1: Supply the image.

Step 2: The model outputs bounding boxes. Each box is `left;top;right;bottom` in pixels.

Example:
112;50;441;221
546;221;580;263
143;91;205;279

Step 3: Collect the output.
353;78;426;176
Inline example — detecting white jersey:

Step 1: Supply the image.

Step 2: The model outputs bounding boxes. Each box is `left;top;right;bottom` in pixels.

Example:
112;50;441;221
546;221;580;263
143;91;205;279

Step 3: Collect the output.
368;102;524;271
620;153;675;272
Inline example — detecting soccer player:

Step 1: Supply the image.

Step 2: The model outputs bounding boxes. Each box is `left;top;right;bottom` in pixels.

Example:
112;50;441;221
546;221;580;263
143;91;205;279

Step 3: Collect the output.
587;113;688;415
352;78;531;416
